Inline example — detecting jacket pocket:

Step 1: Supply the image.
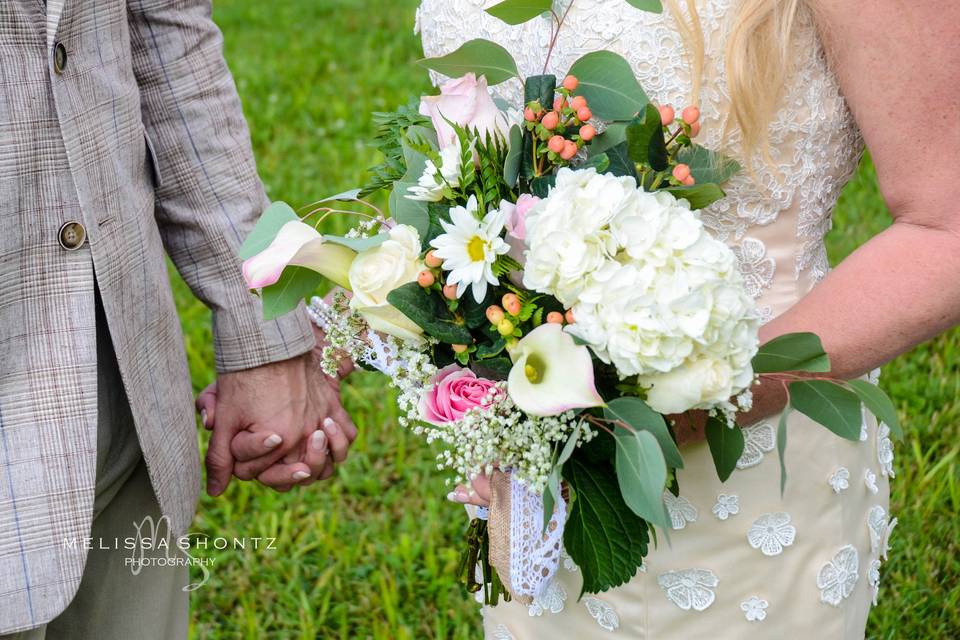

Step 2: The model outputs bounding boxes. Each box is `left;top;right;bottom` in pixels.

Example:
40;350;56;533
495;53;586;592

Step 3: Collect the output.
143;129;163;189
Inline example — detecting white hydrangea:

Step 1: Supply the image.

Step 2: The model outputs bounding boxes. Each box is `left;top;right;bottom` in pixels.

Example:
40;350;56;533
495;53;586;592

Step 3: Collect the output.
523;168;760;415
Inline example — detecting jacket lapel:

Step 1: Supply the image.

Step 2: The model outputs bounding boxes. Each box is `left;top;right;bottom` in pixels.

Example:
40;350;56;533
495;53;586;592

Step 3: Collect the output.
46;0;65;48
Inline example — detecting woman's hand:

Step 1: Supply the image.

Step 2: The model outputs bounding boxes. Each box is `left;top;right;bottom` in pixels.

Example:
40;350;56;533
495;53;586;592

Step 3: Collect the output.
447;474;492;508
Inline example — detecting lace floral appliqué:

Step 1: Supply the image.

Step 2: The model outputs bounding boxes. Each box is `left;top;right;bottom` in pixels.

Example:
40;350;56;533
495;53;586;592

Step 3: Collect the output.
867;505;897;560
712;494;740;521
737;422;776;470
528;580;567;617
747;512;796;556
864;469;879;495
828;467;850;494
583;596;620;632
740;596;768;622
817;545;859;607
657;568;719;612
663;491;698;530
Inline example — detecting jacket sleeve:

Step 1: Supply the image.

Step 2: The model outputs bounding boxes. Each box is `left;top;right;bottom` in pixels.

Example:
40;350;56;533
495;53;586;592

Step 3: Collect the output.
126;0;315;373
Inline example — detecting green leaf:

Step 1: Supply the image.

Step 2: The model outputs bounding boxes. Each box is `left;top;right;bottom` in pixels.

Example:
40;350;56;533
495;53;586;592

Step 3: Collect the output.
475;337;506;359
676;145;741;185
239;201;299;260
485;0;553;25
386;282;473;344
625;104;668;171
604;141;638;180
603;397;682;469
260;267;322;321
389;136;431;239
588;121;627;155
558;421;582;466
418;39;519;85
625;0;664;12
789;380;862;441
847;379;904;441
662;183;726;210
613;427;669;529
567;51;649;121
705;416;745;482
471;356;513;381
563;455;650;594
504;125;524;188
776;409;789;495
460;286;497;329
581;152;610;174
530;175;556;198
752;332;831;374
543;465;561;533
306;188;364;207
322;232;389;253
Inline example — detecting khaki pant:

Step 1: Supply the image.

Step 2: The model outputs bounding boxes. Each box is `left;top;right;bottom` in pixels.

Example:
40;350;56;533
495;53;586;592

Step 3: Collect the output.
1;293;189;639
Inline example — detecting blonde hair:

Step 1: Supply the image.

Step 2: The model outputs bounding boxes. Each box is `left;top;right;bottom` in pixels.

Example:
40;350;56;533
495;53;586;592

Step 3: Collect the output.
663;0;808;159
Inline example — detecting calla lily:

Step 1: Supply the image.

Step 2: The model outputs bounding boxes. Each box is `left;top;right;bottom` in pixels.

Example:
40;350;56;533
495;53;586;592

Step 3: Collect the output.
507;323;605;417
242;220;356;290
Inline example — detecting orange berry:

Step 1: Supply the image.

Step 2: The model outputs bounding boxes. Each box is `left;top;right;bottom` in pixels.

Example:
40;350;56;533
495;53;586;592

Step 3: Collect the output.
570;96;588;111
689;120;701;137
560;140;578;161
452;343;469;354
417;270;435;288
562;75;579;91
502;293;521;316
579;124;597;142
564;309;575;324
658;104;675;126
576;107;592;122
524;107;537;122
548;135;566;154
682;175;696;186
672;163;691;181
442;284;458;300
682;105;700;124
424;250;443;268
541;111;560;130
486;305;505;325
553;96;567;111
546;311;564;325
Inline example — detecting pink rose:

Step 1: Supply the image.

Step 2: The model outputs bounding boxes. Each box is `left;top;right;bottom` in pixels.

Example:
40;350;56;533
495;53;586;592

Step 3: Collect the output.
420;364;499;424
419;73;508;149
504;194;540;242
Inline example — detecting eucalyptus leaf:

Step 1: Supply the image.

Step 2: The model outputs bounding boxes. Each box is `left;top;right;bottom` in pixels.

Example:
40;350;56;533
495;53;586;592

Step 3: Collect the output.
789;380;862;441
385;282;473;344
389;137;431;240
306;188;363;207
322;232;389;253
504;125;524;188
485;0;553;25
418;39;519;85
625;0;664;12
676;145;741;185
261;267;322;321
613;427;669;529
558;421;582;466
705;416;745;483
753;332;831;374
567;51;649;121
588;122;627;155
563;455;650;594
777;409;790;496
542;465;561;533
239;201;299;260
663;183;726;210
847;379;904;441
603;397;682;468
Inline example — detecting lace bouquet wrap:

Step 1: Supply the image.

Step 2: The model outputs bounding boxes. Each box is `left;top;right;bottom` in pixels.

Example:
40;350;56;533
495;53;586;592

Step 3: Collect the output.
239;0;902;605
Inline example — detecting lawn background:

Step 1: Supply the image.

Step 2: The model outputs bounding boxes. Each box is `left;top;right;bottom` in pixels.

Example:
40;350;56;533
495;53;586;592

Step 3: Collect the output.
178;1;960;637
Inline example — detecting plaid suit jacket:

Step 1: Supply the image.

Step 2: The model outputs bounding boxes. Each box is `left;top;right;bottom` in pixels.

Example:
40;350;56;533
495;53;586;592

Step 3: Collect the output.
0;0;315;631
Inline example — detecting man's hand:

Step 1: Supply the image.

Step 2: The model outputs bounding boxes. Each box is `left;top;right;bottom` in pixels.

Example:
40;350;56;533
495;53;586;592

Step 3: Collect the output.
197;350;356;495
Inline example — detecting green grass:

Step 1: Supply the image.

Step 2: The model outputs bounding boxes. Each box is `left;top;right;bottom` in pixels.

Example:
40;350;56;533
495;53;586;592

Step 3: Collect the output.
175;1;960;637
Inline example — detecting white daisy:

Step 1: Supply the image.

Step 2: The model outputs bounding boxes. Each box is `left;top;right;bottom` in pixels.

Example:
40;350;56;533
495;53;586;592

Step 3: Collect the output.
430;196;510;302
406;143;462;202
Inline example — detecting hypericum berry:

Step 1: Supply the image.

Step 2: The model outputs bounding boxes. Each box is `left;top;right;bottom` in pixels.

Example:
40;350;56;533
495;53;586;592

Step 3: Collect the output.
682;175;696;186
658;104;675;125
689;121;701;137
579;124;597;142
502;293;521;316
524;107;537;122
424;250;443;268
452;343;469;354
486;305;506;325
541;111;560;130
576;107;592;122
497;318;515;336
417;270;435;288
672;163;691;181
548;135;566;154
546;311;564;324
570;95;587;111
562;75;579;91
564;308;575;324
442;284;458;300
560;140;578;160
682;105;700;124
553;96;567;111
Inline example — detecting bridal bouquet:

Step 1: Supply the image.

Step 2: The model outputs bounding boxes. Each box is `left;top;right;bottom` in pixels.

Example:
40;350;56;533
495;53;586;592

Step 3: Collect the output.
239;0;901;605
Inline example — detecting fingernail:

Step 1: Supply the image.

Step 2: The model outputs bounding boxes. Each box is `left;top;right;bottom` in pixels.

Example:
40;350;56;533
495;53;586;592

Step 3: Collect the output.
292;471;310;481
446;491;460;503
323;418;339;435
311;431;327;451
200;408;208;427
447;490;468;504
207;481;221;496
263;434;282;449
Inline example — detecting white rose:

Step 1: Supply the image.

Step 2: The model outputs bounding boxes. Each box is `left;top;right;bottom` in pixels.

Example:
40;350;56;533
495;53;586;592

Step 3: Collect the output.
349;224;425;343
640;357;736;415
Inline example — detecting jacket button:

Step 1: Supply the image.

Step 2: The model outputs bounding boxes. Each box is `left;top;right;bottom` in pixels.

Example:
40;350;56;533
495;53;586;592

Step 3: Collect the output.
58;221;87;251
53;42;67;74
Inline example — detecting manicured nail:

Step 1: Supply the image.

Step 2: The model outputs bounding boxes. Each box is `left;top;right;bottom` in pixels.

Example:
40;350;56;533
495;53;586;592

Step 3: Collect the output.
311;431;327;452
200;408;208;427
322;418;339;435
263;434;282;449
292;471;310;481
446;491;460;503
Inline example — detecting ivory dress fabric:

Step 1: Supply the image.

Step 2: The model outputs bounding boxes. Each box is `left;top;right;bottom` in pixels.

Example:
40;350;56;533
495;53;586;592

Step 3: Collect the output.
416;1;895;637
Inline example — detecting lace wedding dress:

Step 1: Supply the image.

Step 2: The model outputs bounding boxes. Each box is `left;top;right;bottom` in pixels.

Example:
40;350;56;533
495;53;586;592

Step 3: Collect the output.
417;1;894;637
